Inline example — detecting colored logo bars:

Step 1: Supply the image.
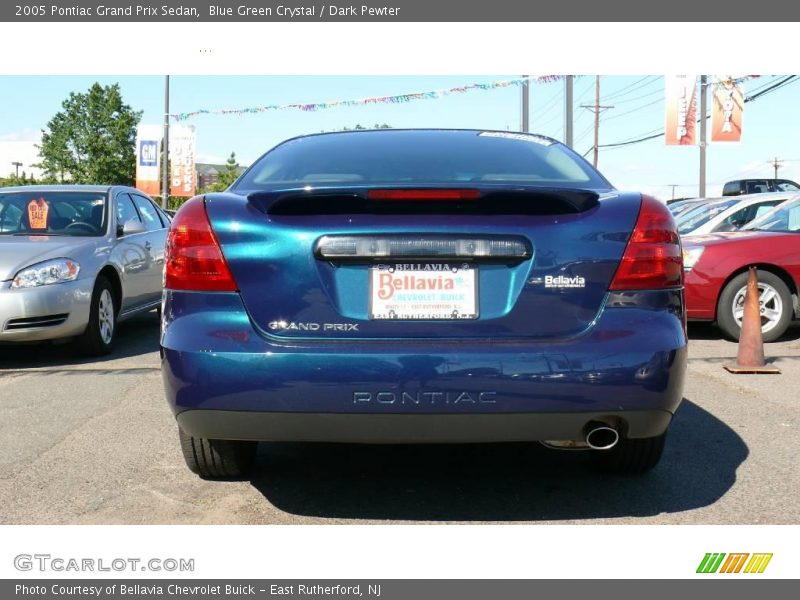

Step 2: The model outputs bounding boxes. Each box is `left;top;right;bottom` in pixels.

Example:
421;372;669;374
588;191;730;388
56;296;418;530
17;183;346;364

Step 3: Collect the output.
696;553;773;574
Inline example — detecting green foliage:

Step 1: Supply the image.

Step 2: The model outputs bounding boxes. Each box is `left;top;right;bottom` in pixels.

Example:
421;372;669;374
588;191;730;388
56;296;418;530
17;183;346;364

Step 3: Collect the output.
1;171;37;187
37;83;142;185
323;123;392;132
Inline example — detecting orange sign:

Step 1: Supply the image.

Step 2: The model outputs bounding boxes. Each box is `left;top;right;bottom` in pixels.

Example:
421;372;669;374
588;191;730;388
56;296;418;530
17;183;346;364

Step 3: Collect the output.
27;198;49;229
711;77;744;142
170;125;196;198
665;75;697;145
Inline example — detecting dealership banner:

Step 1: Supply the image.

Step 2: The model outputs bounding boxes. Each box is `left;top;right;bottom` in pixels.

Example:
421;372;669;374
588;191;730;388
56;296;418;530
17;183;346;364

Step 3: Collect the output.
711;76;744;142
664;75;698;145
169;125;196;198
134;125;161;197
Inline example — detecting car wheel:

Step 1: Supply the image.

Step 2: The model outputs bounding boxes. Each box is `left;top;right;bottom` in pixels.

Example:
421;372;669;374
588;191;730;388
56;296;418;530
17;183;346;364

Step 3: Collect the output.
717;271;793;343
77;276;116;356
594;432;666;474
178;427;257;479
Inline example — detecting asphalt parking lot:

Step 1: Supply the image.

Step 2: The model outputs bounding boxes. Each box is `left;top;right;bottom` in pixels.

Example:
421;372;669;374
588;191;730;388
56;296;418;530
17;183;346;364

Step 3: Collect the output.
0;313;798;524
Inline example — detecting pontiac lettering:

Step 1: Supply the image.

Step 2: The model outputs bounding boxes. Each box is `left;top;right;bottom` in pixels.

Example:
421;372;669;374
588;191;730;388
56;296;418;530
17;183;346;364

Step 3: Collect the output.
353;391;497;405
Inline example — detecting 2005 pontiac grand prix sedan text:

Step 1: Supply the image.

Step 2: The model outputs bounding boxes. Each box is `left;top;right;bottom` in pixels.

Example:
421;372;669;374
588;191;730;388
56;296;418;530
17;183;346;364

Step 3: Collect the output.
160;129;687;478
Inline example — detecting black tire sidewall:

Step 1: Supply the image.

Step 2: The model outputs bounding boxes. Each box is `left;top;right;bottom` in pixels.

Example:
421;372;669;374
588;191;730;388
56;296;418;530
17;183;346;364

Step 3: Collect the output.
80;276;116;355
717;270;792;343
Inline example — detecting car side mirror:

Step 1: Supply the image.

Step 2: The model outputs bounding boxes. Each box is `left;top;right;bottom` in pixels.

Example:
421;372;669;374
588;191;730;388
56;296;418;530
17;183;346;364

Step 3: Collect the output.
119;219;146;236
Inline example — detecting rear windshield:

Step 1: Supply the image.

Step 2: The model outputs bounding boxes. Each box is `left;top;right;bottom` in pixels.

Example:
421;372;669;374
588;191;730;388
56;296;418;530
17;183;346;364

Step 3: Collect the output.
0;191;108;236
232;130;612;193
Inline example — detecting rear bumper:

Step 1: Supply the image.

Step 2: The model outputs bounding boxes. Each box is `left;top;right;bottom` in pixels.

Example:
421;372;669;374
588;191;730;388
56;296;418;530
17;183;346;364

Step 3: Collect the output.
162;290;687;442
177;410;674;443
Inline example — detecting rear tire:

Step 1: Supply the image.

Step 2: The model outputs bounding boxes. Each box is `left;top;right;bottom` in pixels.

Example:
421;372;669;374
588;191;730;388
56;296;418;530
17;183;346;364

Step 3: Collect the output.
595;432;666;474
178;428;257;479
716;270;792;343
77;276;116;356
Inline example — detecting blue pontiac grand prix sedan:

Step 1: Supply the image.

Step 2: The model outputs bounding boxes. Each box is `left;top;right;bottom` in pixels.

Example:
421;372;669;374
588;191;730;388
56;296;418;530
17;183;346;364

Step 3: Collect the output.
161;129;686;478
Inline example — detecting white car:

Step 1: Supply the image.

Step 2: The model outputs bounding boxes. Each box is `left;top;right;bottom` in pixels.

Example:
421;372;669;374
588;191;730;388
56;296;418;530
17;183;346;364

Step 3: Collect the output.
676;192;795;236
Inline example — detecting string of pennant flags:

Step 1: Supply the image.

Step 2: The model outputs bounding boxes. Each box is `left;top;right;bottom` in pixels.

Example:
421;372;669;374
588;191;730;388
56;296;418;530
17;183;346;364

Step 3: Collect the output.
170;76;567;121
170;75;763;122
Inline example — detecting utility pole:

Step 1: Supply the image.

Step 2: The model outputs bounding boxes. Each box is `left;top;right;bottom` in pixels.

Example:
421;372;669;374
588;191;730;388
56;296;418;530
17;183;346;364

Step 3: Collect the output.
771;157;783;179
669;184;678;200
161;75;170;210
564;75;574;148
521;75;530;132
699;75;707;198
11;161;22;178
581;75;614;167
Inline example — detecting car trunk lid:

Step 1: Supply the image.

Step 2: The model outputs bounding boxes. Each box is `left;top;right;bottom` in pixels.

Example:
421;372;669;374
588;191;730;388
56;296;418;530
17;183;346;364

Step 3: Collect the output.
205;186;642;340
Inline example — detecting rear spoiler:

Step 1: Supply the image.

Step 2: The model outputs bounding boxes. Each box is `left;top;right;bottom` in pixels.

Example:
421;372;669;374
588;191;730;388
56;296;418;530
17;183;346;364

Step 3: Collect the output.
247;187;601;216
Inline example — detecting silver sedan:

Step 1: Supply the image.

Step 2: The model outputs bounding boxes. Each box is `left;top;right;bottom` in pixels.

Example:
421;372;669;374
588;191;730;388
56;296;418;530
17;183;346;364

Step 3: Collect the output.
0;185;169;355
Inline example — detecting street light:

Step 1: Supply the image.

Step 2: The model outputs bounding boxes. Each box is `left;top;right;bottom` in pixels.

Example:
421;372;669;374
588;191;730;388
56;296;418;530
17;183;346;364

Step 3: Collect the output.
12;161;22;177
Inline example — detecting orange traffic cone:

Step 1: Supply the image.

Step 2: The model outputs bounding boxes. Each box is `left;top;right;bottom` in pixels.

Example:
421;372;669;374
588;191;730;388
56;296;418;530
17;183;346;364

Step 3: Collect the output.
724;266;781;374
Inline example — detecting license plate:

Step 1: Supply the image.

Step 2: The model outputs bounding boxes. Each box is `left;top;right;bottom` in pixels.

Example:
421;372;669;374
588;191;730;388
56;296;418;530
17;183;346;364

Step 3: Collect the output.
369;263;478;320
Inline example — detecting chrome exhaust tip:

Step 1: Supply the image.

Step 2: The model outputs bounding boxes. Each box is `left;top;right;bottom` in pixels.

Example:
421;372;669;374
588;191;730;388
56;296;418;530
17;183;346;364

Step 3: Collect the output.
585;424;619;450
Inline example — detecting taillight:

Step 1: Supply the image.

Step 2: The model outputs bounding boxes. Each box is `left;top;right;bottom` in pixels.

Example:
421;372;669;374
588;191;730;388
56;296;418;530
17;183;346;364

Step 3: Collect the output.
367;189;480;201
609;195;683;290
164;196;237;292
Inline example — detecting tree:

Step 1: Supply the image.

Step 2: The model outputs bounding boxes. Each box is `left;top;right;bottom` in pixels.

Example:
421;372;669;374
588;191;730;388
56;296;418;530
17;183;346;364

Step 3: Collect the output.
3;170;37;186
202;152;241;193
37;83;142;185
322;123;392;132
218;152;241;189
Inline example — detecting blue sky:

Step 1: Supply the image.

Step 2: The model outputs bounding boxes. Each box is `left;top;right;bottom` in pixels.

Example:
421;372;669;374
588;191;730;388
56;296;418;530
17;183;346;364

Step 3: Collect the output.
1;74;798;199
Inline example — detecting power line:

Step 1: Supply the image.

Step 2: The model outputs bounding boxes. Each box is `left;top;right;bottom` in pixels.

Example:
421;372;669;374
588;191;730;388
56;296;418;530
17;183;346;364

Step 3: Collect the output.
598;76;799;150
743;75;787;96
610;86;663;105
580;76;615;167
602;97;662;122
600;76;658;102
746;75;799;101
574;121;596;147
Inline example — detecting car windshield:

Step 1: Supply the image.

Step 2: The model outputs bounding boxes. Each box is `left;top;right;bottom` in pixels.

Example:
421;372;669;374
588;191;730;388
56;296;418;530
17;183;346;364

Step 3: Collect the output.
0;191;108;236
676;198;740;234
775;181;800;192
232;130;613;193
670;200;706;217
744;198;800;232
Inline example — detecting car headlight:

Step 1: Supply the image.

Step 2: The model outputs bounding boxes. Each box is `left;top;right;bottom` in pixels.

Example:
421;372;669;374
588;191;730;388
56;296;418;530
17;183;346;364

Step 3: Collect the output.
11;258;80;289
682;247;705;271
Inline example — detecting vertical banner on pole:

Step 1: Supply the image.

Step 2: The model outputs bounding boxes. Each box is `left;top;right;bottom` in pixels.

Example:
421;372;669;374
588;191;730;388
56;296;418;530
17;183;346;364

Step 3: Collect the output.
665;75;698;145
170;125;196;198
135;124;162;196
711;76;744;142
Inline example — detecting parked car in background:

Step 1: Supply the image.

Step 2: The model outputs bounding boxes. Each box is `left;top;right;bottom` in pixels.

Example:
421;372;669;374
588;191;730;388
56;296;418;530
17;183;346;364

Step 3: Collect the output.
676;193;791;236
668;197;708;218
0;185;170;354
161;129;687;479
722;178;800;196
683;196;800;341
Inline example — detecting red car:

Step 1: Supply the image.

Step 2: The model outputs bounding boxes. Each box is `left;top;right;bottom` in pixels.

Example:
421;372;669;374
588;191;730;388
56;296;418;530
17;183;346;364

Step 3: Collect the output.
682;197;800;341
